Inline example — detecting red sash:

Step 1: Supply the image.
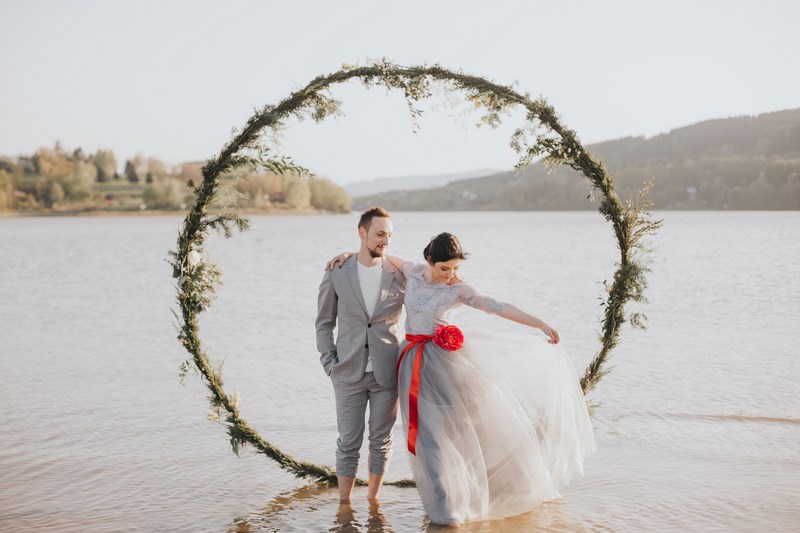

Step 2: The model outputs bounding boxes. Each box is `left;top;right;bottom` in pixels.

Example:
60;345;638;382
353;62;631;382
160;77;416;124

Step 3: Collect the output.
397;325;464;455
396;334;433;455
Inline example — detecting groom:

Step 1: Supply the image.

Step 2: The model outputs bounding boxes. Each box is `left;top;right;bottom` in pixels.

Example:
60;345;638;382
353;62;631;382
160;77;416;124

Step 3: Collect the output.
316;206;406;503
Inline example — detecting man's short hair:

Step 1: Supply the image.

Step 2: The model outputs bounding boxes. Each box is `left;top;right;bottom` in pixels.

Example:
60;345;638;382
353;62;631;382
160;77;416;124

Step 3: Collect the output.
358;206;390;230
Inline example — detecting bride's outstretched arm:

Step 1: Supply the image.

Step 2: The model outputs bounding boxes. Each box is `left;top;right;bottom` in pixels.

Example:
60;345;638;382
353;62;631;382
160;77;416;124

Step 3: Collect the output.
461;287;560;344
498;303;560;344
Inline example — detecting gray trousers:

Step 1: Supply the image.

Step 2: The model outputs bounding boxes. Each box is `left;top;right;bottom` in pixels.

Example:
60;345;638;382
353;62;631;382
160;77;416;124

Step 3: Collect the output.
333;372;398;477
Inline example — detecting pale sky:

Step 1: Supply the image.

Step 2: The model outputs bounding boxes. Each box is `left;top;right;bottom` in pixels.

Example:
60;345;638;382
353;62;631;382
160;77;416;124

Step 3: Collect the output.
1;0;798;184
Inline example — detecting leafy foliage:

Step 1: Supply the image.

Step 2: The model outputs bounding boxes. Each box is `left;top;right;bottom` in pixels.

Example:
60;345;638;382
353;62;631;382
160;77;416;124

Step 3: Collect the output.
170;60;661;486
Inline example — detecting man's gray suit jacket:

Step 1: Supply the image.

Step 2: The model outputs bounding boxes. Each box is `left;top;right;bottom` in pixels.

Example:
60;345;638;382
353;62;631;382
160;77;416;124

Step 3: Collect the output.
316;256;406;389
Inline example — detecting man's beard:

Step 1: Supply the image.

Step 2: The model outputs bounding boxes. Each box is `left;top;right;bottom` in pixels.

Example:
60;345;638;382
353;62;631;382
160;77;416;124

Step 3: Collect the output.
368;246;385;258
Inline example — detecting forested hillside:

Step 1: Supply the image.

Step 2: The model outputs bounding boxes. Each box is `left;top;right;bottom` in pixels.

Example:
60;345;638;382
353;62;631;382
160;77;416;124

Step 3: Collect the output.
353;109;800;211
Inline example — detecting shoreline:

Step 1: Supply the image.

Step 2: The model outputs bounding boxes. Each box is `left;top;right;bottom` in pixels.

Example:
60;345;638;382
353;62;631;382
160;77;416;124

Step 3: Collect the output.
2;207;798;218
0;207;341;217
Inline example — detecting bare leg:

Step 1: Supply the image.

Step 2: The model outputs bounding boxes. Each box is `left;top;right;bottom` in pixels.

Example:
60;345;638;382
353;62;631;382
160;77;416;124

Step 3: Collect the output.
338;474;356;503
367;471;385;501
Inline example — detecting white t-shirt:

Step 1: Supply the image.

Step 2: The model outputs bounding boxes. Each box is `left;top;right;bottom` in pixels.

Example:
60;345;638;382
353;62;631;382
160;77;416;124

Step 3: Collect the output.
357;259;383;373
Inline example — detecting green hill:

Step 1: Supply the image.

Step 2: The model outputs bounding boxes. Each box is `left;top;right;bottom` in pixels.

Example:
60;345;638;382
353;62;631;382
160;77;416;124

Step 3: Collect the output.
353;108;800;211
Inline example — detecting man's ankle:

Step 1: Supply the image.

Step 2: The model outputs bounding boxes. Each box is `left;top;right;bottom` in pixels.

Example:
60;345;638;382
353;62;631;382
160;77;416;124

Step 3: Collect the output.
337;474;356;503
366;471;384;500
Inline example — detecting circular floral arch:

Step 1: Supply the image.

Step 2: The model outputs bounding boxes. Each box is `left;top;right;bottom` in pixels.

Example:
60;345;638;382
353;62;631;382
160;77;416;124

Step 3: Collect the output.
169;61;660;486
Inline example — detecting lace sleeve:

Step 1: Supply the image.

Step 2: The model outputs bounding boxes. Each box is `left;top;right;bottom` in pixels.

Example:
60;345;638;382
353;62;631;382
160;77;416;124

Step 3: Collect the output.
457;283;504;315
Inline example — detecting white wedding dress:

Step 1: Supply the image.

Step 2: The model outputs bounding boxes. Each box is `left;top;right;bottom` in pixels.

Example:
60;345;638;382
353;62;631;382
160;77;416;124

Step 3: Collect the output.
397;263;596;526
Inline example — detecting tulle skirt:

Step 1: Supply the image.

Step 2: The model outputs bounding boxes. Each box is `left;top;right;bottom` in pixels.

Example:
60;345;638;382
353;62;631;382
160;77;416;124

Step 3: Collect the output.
397;331;596;526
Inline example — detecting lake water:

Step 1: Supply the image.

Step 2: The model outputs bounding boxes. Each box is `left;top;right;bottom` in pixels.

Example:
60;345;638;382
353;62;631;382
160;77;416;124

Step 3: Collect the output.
1;211;798;532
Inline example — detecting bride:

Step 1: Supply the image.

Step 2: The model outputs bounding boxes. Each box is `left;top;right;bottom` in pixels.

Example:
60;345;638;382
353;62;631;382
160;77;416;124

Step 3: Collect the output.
332;232;595;526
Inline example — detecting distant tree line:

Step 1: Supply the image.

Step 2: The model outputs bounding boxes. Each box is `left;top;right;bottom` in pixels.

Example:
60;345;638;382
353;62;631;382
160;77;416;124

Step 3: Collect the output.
231;170;351;212
0;142;351;213
353;109;800;211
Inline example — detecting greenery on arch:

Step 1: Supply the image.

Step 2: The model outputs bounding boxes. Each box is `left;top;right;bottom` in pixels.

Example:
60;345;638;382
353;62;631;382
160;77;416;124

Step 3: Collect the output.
169;60;661;487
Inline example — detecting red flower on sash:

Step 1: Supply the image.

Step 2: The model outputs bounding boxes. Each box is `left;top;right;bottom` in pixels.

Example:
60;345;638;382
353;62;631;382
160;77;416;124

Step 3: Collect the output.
432;324;464;351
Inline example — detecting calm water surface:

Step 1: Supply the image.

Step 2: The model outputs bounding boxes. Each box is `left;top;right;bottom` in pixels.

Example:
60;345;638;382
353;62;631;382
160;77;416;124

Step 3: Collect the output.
1;211;798;532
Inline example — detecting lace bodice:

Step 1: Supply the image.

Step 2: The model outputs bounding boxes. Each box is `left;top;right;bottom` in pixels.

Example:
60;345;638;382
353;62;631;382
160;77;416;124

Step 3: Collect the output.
401;262;503;335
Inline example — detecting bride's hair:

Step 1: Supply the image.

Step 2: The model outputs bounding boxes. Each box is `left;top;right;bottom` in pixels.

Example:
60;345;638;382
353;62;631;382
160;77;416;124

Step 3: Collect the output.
423;232;470;263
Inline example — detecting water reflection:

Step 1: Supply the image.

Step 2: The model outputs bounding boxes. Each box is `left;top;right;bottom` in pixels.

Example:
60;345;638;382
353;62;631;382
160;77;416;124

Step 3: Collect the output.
230;482;397;532
422;501;599;533
333;501;395;533
229;480;597;532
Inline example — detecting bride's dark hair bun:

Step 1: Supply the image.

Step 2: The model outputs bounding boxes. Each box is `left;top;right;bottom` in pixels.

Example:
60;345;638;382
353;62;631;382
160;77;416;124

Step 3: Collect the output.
423;232;469;263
